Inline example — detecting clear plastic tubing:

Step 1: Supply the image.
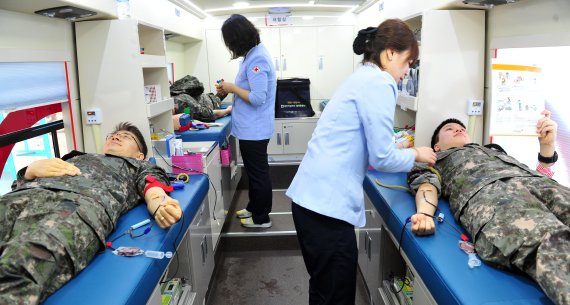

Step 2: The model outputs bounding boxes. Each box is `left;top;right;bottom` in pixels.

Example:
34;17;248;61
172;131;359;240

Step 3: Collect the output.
144;250;173;259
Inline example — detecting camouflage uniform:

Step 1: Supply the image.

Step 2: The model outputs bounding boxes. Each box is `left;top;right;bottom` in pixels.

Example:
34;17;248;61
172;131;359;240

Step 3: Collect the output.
173;93;222;122
170;75;226;122
0;151;169;305
408;144;570;305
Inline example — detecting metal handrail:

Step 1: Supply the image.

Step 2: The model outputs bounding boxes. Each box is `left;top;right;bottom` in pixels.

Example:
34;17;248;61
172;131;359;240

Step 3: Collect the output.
0;120;64;158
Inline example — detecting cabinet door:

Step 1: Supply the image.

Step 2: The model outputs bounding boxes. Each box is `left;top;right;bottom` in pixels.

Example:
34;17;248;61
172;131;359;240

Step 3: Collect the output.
282;122;314;154
259;27;281;77
205;29;239;86
267;123;284;155
368;209;383;305
279;27;318;84
314;26;354;100
205;146;224;252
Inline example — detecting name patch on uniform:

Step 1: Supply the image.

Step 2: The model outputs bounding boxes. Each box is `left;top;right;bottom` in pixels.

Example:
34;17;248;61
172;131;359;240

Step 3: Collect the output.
252;66;261;73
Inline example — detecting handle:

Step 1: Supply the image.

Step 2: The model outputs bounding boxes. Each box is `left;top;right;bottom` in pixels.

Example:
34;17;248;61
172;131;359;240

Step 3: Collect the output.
274;57;280;71
285;133;289;145
276;133;282;146
200;240;206;263
282;55;287;71
318;56;323;70
367;235;372;260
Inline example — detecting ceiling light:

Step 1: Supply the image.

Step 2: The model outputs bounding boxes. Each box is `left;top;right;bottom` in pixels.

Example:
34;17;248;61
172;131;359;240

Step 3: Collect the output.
308;1;315;4
302;16;314;20
233;2;250;8
206;3;356;13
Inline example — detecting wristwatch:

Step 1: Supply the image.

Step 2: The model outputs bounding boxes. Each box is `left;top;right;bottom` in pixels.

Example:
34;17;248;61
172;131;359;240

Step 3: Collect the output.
538;151;558;163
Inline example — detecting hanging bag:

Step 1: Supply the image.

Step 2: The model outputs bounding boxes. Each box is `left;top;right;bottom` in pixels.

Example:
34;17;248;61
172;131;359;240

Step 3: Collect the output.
275;78;315;118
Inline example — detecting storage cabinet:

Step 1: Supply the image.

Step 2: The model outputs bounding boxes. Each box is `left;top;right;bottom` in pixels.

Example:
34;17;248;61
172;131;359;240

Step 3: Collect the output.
358;195;383;305
235;116;319;165
267;120;316;155
75;19;174;159
395;10;485;147
204;25;354;103
146;198;214;305
260;25;354;101
182;141;223;252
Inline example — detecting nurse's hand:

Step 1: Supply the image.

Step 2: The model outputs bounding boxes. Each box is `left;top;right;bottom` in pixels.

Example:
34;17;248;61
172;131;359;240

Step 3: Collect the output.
217;81;236;94
410;213;436;235
215;83;227;95
413;146;437;166
24;158;81;180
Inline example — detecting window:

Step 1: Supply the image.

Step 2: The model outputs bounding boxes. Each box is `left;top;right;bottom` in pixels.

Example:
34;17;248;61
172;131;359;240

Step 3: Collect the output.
0;62;72;194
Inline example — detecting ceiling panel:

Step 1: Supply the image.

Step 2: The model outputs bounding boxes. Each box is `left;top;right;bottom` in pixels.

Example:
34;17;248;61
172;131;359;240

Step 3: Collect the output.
188;0;367;15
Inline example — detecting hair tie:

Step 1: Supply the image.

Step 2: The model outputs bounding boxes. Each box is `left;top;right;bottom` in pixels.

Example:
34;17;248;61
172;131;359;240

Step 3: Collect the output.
353;27;378;55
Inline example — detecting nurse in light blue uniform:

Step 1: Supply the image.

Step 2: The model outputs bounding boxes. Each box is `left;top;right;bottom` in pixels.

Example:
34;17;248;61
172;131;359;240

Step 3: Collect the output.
217;14;277;228
286;20;436;305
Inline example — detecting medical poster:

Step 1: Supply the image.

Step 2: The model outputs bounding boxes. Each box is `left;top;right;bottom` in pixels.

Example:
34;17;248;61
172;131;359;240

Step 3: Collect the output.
489;64;544;136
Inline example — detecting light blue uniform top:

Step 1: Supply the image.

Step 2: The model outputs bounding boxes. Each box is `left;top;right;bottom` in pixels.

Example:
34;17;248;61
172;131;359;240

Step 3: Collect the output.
286;64;416;227
231;43;277;140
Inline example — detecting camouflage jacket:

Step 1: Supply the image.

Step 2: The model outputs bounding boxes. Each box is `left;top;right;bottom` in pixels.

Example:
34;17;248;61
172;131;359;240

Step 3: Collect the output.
173;93;223;122
407;143;545;219
13;151;169;243
170;75;205;97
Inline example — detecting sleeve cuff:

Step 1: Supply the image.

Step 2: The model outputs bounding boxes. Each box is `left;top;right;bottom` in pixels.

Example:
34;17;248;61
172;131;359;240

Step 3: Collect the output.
536;162;555;178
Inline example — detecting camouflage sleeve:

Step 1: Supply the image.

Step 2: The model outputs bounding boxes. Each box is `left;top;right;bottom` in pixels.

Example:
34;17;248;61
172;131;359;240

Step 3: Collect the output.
192;95;216;122
12;167;29;190
407;163;442;197
206;93;222;109
135;161;170;198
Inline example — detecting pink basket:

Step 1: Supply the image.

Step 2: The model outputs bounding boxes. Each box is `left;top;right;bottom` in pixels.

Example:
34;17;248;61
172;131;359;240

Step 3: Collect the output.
171;154;204;175
220;145;231;167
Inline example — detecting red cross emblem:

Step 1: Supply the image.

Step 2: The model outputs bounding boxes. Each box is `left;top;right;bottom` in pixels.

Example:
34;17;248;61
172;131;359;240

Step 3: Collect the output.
252;66;261;73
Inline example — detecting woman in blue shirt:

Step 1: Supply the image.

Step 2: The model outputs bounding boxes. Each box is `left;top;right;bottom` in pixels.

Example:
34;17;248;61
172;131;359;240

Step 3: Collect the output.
216;14;277;228
286;19;437;304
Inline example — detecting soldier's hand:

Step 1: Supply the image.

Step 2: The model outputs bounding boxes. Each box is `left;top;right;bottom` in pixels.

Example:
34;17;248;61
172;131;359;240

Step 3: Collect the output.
537;110;557;146
24;158;81;180
154;196;182;229
410;213;436;236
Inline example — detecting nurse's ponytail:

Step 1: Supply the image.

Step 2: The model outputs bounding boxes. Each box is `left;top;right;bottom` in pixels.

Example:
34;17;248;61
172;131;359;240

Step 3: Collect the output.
354;19;418;69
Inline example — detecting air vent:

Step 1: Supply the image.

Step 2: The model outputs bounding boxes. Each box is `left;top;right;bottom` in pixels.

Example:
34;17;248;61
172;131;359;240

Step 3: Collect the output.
34;6;97;21
462;0;519;9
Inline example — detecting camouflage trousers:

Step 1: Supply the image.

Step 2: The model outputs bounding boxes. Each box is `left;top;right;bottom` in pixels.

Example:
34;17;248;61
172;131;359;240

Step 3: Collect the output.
459;176;570;305
0;188;100;305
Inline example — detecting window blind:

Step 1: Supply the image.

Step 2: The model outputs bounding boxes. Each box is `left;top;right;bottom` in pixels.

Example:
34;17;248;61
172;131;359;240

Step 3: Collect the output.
0;62;67;111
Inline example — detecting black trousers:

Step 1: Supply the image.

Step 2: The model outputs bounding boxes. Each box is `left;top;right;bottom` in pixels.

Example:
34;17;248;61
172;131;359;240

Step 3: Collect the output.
292;202;357;305
239;139;272;224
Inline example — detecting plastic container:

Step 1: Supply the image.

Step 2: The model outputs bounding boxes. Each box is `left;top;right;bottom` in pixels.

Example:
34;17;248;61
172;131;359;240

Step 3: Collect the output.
144;250;172;259
220;144;231;167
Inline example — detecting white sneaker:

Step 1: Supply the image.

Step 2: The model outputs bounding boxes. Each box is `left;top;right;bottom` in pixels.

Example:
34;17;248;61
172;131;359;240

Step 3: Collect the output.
235;209;252;219
240;217;272;228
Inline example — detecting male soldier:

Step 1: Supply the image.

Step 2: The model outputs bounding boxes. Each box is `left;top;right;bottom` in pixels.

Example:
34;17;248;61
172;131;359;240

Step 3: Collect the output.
0;122;182;305
171;75;232;122
407;110;569;305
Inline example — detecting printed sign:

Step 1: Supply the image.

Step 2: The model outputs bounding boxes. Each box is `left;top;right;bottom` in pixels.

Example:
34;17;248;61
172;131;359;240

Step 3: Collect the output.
265;13;292;26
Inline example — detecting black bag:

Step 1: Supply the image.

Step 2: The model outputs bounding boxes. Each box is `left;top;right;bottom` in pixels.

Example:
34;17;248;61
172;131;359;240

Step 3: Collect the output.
275;78;315;118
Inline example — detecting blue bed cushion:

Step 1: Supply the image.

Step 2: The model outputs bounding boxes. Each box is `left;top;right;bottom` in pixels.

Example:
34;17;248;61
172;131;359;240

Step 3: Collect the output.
42;175;209;305
175;115;232;146
364;171;553;305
